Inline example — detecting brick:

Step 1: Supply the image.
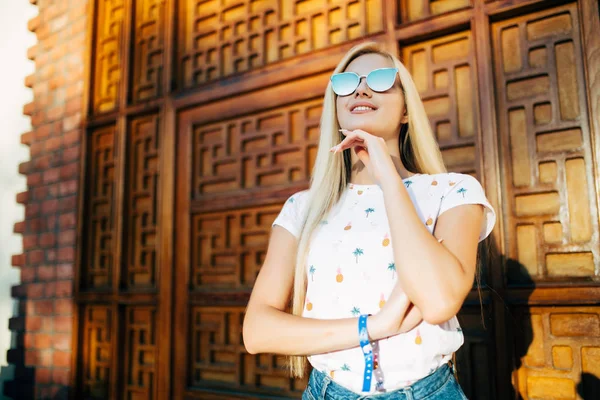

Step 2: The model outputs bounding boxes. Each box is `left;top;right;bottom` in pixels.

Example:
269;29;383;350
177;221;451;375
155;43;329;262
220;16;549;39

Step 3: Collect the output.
21;131;34;146
33;155;51;171
34;300;54;316
20;266;36;283
27;44;38;60
52;351;70;368
25;349;39;365
27;283;45;299
28;249;45;265
28;217;42;231
25;203;40;218
43;167;61;184
63;129;81;148
28;15;41;32
37;265;55;280
39;349;53;366
23;101;35;116
19;161;32;175
51;15;68;33
25;73;35;88
30;141;45;158
54;316;71;333
59;213;76;229
11;284;27;299
46;137;63;153
63;112;81;131
60;163;79;179
16;190;30;204
31;111;46;127
22;234;38;250
25;316;42;332
52;368;70;385
46;106;65;123
59;180;78;196
42;199;59;215
56;264;73;279
14;221;25;234
35;367;52;384
35;123;53;140
47;184;59;199
44;282;56;297
45;215;58;231
41;316;54;332
12;254;25;267
46;249;57;262
54;299;73;316
40;233;56;247
55;280;73;297
58;230;76;246
34;333;52;349
58;196;77;213
23;333;35;348
26;172;42;187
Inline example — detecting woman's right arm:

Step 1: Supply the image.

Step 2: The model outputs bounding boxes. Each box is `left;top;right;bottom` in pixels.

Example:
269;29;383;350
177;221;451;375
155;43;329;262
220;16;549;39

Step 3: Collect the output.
242;226;418;356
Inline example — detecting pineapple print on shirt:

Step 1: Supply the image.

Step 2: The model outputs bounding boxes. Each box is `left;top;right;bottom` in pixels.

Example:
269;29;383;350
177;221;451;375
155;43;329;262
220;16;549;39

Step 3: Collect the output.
271;173;496;394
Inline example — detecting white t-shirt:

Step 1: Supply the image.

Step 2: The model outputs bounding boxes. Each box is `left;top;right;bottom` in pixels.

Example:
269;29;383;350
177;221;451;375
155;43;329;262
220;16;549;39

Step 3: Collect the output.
272;172;496;394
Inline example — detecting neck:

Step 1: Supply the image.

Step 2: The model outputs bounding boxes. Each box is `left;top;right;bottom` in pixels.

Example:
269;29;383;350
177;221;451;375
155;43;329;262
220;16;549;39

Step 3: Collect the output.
349;136;413;185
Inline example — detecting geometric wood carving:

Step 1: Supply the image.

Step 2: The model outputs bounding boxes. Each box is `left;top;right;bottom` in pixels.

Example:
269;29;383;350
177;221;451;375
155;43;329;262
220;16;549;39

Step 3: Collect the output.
492;4;599;284
123;115;159;289
178;0;384;88
192;99;321;197
402;31;480;176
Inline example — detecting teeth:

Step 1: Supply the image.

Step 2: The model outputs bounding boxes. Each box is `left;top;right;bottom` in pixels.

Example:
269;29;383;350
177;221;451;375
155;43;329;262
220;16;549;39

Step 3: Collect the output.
353;106;374;111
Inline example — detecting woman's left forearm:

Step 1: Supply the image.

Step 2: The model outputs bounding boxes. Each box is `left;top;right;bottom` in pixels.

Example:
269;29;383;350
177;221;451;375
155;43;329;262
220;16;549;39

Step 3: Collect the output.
381;176;468;324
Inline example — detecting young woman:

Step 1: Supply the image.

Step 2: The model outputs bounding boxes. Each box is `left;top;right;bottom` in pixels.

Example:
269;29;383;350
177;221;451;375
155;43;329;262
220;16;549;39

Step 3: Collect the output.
243;42;496;399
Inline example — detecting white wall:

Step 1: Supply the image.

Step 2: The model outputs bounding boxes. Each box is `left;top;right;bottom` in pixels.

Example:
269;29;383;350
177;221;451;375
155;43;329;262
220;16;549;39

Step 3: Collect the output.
0;0;37;396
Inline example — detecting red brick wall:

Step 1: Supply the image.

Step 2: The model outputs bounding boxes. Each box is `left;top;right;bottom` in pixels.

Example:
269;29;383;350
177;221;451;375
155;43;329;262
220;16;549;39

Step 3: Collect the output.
7;0;89;398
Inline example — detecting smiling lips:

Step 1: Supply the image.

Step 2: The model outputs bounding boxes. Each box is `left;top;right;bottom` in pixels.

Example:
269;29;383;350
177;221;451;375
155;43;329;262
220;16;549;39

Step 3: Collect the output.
350;102;377;114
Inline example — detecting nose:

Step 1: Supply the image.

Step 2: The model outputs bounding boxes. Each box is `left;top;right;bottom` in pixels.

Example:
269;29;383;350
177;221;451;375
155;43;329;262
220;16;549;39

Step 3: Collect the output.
354;76;372;97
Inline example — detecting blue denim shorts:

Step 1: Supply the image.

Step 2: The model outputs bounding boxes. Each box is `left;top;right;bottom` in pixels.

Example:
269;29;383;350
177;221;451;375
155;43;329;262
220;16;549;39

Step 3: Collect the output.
302;362;468;400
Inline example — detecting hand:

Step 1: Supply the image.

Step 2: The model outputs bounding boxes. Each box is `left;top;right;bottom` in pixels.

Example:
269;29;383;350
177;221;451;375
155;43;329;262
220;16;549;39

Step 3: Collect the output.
368;284;413;340
329;129;399;187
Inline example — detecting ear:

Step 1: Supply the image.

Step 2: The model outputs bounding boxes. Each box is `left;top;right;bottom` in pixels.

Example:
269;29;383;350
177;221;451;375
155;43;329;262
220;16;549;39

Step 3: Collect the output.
400;110;409;124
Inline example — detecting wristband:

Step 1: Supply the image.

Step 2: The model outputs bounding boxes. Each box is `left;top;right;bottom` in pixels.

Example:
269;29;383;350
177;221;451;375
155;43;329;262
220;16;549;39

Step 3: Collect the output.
358;314;373;392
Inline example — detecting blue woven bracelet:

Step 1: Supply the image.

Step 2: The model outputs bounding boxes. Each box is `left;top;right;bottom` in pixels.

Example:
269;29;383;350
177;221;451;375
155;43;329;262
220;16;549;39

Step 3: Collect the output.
358;314;373;392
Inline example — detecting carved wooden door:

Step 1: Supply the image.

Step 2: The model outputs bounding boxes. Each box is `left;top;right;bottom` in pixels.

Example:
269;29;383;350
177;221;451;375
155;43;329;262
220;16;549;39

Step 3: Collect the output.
77;0;600;399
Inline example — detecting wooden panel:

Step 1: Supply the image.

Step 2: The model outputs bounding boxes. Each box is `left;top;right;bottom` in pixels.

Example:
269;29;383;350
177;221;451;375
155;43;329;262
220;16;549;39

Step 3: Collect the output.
123;307;157;400
191;205;281;289
94;0;125;113
401;31;480;175
491;4;599;285
400;0;471;23
83;126;118;290
191;99;321;197
188;307;307;395
81;306;113;400
178;0;384;89
456;304;497;399
123;115;160;289
131;0;165;102
513;307;600;400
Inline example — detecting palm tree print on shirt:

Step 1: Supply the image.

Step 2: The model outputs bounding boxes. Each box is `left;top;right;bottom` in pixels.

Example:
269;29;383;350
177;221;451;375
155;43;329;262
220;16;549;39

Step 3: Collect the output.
404;180;413;188
351;307;361;316
309;265;316;281
365;208;375;218
353;248;364;263
388;262;396;279
457;187;467;198
341;364;351;372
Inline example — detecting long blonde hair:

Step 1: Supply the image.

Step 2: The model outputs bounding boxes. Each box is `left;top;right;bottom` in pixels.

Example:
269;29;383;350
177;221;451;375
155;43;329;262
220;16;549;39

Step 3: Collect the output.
288;42;447;377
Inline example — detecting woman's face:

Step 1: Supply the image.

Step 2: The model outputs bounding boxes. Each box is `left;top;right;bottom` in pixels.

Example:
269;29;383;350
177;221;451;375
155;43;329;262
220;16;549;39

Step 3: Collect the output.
335;53;407;140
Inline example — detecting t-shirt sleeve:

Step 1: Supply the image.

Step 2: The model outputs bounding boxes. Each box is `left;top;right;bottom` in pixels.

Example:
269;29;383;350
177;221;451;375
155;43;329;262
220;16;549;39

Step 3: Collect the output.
438;174;496;242
271;191;309;238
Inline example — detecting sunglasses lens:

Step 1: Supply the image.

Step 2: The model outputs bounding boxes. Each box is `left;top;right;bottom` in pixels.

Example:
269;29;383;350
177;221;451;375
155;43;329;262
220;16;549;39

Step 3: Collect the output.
331;73;359;96
367;68;397;92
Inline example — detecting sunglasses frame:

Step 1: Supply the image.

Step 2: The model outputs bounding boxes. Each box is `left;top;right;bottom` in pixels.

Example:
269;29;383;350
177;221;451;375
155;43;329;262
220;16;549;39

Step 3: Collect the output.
330;67;400;96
